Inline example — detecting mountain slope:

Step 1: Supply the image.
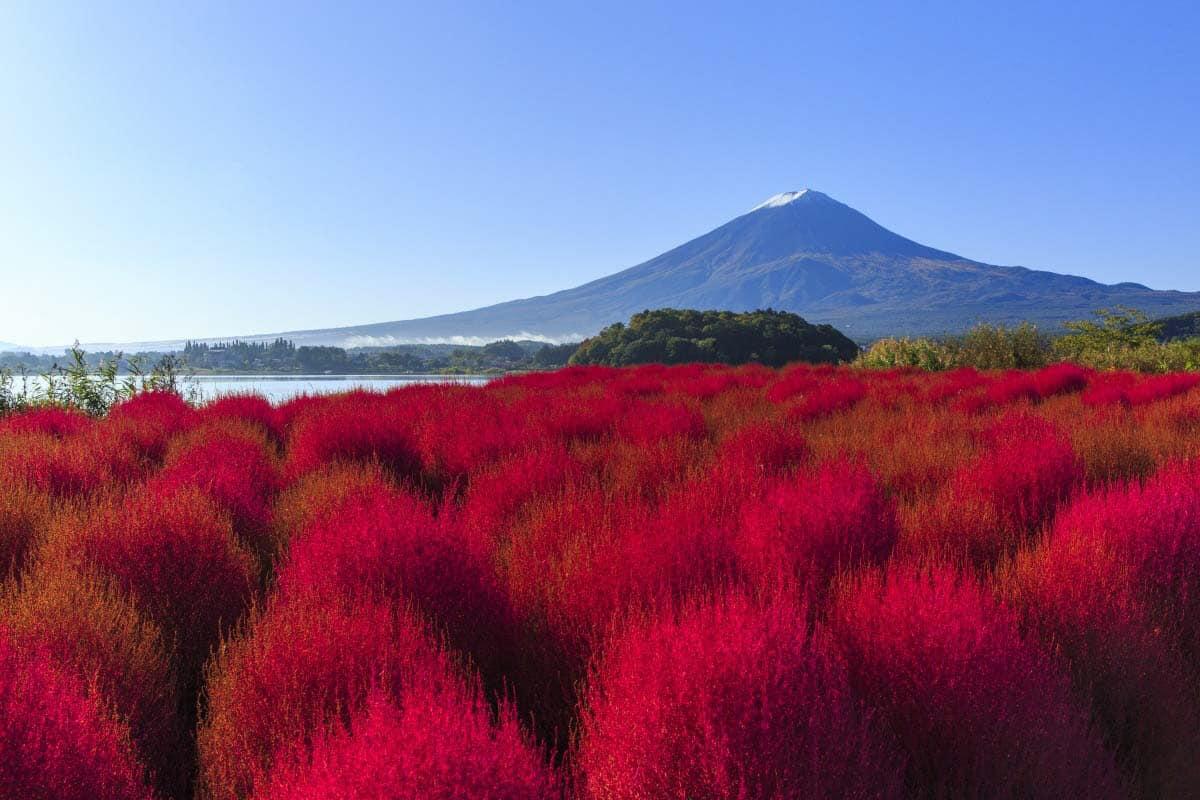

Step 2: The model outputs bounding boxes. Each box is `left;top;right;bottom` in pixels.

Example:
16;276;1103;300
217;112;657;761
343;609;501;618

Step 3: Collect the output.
263;189;1198;345
60;190;1199;352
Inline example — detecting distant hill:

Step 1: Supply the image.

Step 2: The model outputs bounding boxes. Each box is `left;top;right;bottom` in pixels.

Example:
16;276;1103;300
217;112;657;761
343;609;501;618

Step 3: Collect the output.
242;189;1199;345
43;189;1200;351
1158;310;1200;341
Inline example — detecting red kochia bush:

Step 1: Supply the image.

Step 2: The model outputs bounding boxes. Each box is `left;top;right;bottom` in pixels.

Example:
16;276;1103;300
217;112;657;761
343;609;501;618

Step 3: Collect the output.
788;376;867;420
104;390;197;463
40;482;256;678
460;442;587;551
275;487;515;686
0;476;52;579
737;458;898;602
1031;363;1090;398
4;565;185;795
579;592;904;800
0;625;154;800
984;371;1040;406
765;364;829;403
0;405;91;437
402;385;527;484
709;418;809;488
611;398;706;444
252;687;556;800
0;432;107;496
198;596;451;800
155;420;281;561
199;392;283;442
1003;533;1200;798
283;392;420;481
268;461;394;562
832;566;1122;799
907;414;1081;567
1051;460;1200;668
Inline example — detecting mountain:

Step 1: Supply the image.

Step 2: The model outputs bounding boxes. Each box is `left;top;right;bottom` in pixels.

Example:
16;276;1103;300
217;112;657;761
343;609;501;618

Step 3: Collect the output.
51;190;1200;352
254;189;1197;346
1158;310;1200;341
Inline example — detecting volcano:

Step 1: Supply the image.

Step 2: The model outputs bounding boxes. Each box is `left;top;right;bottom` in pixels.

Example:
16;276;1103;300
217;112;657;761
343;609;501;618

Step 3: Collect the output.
92;190;1200;350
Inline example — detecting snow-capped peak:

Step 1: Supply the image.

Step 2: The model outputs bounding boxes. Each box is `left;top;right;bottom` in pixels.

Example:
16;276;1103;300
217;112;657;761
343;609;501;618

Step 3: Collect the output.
751;190;810;211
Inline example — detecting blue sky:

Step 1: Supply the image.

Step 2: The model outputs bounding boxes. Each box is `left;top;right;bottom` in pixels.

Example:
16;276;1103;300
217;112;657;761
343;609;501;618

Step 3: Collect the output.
1;1;1197;346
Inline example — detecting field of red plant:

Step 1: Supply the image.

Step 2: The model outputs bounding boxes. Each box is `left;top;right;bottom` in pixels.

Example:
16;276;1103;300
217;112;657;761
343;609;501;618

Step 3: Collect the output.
3;363;1200;798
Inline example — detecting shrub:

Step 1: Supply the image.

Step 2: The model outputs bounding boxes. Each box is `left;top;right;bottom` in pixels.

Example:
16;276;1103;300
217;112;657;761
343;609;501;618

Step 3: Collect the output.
39;482;257;679
787;376;867;420
855;337;953;370
1051;461;1200;668
199;393;282;444
831;565;1121;798
251;687;556;800
611;398;706;444
1001;534;1200;798
283;392;420;482
198;596;450;800
0;624;155;800
0;477;53;579
948;322;1050;370
0;405;92;437
904;414;1081;568
708;418;809;490
156;419;281;563
579;592;903;799
736;458;897;602
275;487;515;690
104;390;197;463
459;442;587;553
2;565;185;795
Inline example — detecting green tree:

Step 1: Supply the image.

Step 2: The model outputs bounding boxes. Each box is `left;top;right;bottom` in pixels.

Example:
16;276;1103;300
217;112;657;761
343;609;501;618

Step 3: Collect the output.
570;308;859;367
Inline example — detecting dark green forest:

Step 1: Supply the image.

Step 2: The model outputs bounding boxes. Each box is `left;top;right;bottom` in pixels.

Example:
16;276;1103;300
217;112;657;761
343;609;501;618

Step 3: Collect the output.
569;308;861;367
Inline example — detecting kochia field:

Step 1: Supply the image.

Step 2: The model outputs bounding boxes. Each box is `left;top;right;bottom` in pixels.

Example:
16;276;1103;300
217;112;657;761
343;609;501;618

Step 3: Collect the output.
3;362;1200;799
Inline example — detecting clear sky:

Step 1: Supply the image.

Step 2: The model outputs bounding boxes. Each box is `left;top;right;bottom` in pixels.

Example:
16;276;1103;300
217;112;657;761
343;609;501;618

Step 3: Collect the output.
2;1;1197;346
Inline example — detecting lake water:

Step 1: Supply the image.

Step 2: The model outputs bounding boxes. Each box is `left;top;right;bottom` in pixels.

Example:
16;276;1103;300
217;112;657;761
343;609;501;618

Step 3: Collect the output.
13;374;491;403
188;374;492;401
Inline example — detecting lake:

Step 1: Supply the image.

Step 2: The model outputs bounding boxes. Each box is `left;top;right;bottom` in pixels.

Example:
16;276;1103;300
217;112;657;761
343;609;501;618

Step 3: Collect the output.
13;374;492;403
187;374;492;401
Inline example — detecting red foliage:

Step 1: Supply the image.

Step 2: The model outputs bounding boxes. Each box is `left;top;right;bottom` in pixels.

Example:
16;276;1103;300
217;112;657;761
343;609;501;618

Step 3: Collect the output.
1051;460;1200;668
832;565;1122;798
1031;363;1090;398
275;487;516;688
155;419;281;561
737;457;898;601
0;625;154;800
611;398;706;444
199;393;283;443
104;390;197;463
283;391;420;482
40;482;256;678
579;592;904;799
0;476;52;578
12;365;1200;797
708;418;810;490
788;375;868;420
252;686;556;800
907;414;1081;567
1003;532;1200;797
0;405;92;437
4;565;185;795
198;596;452;800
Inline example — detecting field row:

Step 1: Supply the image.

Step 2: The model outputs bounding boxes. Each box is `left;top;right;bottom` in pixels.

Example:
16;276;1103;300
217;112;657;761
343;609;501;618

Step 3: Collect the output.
2;362;1200;798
